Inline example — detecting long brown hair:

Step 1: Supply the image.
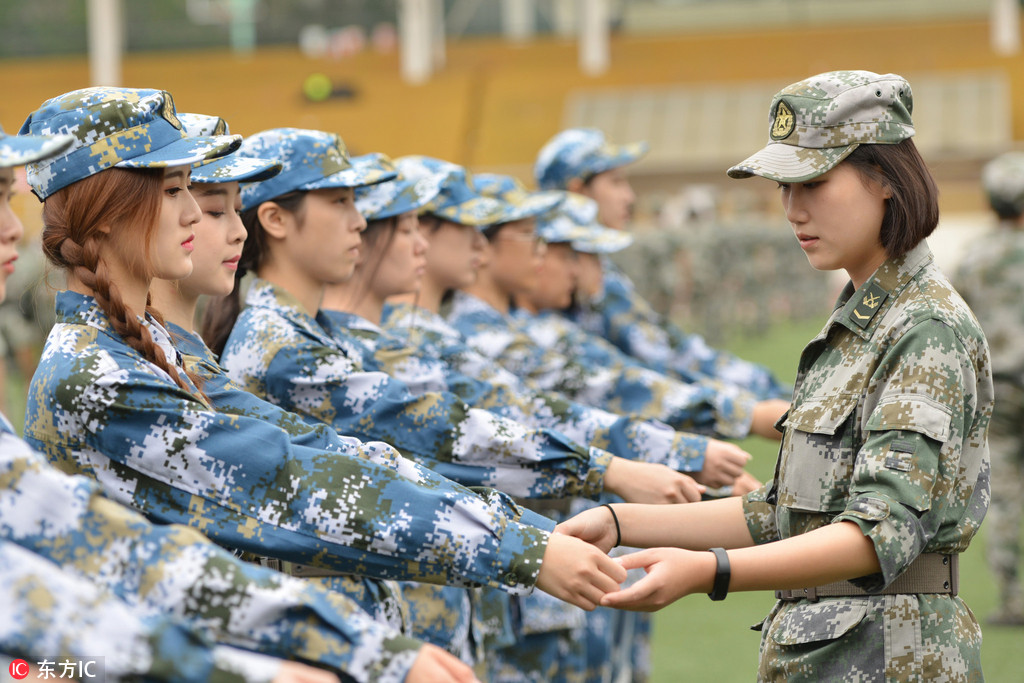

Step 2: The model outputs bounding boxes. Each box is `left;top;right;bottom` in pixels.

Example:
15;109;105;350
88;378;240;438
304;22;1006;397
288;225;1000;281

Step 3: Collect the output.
41;167;203;394
200;190;307;357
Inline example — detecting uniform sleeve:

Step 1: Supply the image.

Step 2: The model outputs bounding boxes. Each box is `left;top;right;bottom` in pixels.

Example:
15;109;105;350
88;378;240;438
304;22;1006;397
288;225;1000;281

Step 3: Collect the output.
831;319;988;589
23;355;553;593
260;336;611;500
741;481;780;545
596;268;791;401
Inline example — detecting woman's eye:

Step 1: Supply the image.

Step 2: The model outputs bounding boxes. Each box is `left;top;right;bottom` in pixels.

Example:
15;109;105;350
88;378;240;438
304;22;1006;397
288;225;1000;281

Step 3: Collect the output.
207;211;225;218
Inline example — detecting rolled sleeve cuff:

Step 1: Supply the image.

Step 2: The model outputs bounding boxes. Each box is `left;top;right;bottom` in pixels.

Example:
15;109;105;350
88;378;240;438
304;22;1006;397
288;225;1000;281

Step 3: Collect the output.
489;520;552;595
712;389;758;440
832;493;927;591
662;432;709;473
580;447;614;499
742;482;779;545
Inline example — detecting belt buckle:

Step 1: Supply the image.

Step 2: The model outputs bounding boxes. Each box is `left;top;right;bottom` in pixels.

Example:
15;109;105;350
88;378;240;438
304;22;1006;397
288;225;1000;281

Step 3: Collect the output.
775;586;818;602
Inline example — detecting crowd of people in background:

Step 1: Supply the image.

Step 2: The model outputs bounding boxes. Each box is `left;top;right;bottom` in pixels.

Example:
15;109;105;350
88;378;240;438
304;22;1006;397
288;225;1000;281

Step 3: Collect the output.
0;68;1009;683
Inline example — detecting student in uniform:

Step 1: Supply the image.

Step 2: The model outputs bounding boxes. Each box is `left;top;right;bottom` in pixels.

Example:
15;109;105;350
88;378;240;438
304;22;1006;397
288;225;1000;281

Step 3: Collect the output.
0;121;476;683
19;87;625;658
559;70;992;682
535;127;791;401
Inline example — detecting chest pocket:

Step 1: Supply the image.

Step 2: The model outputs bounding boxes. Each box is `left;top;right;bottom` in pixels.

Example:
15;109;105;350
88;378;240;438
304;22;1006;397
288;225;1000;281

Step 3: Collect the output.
777;393;860;513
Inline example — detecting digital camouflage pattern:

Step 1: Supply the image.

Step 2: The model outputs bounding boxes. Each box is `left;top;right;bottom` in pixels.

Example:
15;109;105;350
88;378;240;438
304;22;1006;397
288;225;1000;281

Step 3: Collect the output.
569;258;792;401
220;278;612;500
334;306;710;472
20;87;240;200
0;122;73;168
354;153;450;221
470;173;564;223
0;540;275;683
25;291;555;594
167;322;406;629
534;128;649;191
744;243;992;681
0;421;425;682
535;193;634;254
953;211;1024;621
395;155;511;227
980;151;1024;217
727;70;915;183
238;128;396;211
178;113;282;184
446;290;756;439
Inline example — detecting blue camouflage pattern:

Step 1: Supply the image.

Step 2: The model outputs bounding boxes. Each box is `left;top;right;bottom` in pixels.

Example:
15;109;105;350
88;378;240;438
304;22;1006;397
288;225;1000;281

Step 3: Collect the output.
20;87;240;199
219;278;612;499
395;155;510;227
0;423;424;682
24;290;555;593
178;113;282;184
353;153;450;220
446;290;757;439
534;128;649;191
570;258;792;400
470;173;564;223
239;128;396;211
0;123;73;168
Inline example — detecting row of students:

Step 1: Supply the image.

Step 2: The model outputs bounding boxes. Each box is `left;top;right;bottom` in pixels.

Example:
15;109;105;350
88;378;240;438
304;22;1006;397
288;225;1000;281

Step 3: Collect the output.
8;86;772;681
0;125;474;682
8;66;988;683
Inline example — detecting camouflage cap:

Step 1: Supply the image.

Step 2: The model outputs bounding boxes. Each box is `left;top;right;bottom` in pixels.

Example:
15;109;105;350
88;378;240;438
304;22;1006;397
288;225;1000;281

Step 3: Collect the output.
354;152;452;221
239;128;397;211
178;113;282;184
0;123;74;169
534;128;649;190
982;151;1024;217
471;173;564;223
395;155;508;228
19;87;241;200
728;70;915;182
537;193;633;254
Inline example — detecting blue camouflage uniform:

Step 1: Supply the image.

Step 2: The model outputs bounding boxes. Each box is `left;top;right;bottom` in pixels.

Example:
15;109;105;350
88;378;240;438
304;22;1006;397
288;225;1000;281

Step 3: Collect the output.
446;289;757;439
24;291;555;595
533;127;790;403
1;414;426;683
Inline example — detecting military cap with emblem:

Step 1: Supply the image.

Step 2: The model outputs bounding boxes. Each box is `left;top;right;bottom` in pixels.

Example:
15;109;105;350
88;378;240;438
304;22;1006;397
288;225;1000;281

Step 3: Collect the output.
177;113;282;184
238;128;397;211
20;87;241;200
728;70;915;183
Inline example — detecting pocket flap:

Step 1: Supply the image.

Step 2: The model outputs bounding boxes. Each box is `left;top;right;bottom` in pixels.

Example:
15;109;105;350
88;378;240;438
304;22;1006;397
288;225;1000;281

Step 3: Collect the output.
771;599;868;646
784;394;859;436
865;394;952;442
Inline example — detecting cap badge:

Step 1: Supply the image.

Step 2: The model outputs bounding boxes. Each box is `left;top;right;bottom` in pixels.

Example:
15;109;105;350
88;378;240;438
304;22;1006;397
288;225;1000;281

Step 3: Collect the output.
770;100;795;141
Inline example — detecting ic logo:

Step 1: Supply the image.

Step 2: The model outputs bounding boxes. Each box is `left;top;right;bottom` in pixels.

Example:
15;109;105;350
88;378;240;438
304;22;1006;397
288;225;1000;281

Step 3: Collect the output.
8;658;30;680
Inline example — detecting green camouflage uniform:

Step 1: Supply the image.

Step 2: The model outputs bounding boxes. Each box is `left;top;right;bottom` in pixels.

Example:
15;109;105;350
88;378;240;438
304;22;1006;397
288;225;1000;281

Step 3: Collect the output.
954;218;1024;622
743;243;992;681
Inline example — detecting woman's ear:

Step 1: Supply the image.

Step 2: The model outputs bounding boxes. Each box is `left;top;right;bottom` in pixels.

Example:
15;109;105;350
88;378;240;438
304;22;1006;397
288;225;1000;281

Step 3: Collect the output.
257;201;291;240
566;177;585;194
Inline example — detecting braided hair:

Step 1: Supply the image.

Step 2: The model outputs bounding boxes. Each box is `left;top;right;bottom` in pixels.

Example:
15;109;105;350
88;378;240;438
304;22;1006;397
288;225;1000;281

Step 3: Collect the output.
41;167;204;394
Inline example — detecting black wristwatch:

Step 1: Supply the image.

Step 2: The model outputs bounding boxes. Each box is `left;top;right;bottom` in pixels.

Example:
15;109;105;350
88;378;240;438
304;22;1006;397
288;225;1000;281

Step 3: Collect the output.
708;547;730;601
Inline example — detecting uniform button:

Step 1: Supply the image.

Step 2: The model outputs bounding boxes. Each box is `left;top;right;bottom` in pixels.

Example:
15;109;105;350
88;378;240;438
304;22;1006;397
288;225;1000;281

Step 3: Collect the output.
942;556;949;566
943;581;950;590
504;573;518;586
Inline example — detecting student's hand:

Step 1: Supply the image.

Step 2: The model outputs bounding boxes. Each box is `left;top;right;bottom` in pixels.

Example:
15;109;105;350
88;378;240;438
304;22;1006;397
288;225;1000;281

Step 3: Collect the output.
406;643;481;682
554;505;620;553
693;440;751;489
731;471;763;496
604;458;705;504
273;661;341;683
750;399;790;441
536;532;628;609
600;547;716;612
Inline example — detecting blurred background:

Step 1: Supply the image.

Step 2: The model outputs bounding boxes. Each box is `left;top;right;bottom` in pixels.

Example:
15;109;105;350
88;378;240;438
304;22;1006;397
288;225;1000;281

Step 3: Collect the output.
0;1;1021;679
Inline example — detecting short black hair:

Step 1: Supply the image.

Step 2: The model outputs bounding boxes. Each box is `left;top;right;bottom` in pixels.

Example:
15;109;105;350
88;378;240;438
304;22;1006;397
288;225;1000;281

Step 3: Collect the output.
843;138;939;260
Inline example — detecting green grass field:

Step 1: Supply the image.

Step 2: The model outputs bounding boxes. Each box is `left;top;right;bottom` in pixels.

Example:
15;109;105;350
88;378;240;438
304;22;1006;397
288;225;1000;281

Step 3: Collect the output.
649;316;1023;682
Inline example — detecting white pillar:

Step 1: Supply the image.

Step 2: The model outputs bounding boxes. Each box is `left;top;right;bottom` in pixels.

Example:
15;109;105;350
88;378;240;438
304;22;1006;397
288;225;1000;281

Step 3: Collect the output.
87;0;123;86
431;0;446;70
229;0;257;53
991;0;1021;55
502;0;535;42
551;0;577;38
579;0;610;77
398;0;433;84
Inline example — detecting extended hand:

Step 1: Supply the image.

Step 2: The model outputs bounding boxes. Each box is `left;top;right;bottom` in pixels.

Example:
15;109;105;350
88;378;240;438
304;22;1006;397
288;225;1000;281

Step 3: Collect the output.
599;547;715;612
536;532;628;609
406;643;481;682
555;504;620;553
604;458;704;504
694;439;751;489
